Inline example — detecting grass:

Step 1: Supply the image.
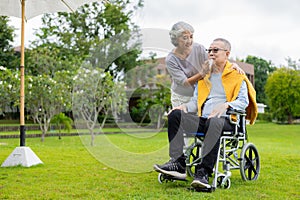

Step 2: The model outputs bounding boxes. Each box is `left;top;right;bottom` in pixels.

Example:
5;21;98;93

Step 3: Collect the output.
0;127;163;135
0;122;299;199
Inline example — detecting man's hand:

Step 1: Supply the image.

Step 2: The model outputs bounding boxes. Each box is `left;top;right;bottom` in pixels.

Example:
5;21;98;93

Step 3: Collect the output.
208;103;229;118
167;105;187;115
202;59;214;75
231;63;245;75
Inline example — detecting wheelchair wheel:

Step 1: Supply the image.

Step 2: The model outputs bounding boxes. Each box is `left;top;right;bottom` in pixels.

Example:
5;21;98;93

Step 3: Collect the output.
158;173;166;184
216;174;231;189
240;143;260;181
186;142;202;177
157;173;175;184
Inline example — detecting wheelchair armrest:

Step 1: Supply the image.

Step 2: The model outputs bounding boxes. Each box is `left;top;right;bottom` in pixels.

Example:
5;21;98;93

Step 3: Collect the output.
226;108;246;127
226;108;247;135
226;108;246;116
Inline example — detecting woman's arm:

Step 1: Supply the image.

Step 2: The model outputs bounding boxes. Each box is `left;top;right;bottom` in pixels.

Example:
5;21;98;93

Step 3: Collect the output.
184;59;211;86
184;73;204;86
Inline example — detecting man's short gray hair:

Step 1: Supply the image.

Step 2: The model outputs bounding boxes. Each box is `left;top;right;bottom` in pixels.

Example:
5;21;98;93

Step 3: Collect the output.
169;21;194;46
213;38;231;51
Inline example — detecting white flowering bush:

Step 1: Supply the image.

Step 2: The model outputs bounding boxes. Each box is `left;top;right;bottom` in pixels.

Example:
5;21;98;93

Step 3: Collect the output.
0;67;19;114
25;71;73;141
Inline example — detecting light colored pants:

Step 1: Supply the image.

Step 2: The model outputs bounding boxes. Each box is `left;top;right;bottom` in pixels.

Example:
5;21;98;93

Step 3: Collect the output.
171;90;192;108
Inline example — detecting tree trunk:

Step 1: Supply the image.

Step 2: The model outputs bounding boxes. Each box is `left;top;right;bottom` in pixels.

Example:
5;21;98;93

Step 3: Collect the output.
100;114;108;129
90;129;95;146
156;112;162;129
41;131;46;142
288;114;293;124
139;108;149;126
58;125;62;139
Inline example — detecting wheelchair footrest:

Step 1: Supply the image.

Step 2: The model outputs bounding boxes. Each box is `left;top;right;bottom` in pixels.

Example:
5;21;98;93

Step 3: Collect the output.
187;187;215;193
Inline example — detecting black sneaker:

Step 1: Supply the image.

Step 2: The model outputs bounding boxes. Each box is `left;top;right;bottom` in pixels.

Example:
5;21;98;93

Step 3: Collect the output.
191;168;211;189
153;158;186;179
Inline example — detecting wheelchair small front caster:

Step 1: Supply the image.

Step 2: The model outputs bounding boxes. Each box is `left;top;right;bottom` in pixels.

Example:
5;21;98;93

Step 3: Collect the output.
157;173;176;184
216;174;231;189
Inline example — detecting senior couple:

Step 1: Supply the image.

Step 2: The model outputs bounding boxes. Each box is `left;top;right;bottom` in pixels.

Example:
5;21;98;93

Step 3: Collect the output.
154;22;257;190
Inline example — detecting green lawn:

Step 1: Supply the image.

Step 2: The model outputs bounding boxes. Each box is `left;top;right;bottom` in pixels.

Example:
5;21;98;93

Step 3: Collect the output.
0;122;299;199
0;127;164;135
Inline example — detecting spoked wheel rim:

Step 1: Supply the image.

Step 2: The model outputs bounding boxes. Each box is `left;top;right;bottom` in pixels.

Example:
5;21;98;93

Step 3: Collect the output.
240;143;260;181
186;142;202;177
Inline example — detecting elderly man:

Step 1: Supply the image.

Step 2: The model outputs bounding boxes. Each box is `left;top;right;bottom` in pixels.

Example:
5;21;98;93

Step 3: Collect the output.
154;38;257;190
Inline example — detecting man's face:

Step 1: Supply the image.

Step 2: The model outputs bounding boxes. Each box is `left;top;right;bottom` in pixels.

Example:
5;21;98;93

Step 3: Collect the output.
176;31;193;49
207;41;229;65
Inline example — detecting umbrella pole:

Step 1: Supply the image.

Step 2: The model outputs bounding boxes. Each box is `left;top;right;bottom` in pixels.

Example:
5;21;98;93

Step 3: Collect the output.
1;0;43;168
20;0;26;146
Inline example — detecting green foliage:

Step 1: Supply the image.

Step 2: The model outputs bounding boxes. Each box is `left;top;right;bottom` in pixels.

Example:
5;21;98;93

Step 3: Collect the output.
0;66;19;115
25;71;73;141
244;55;276;104
126;58;171;127
265;67;300;124
51;112;73;139
26;45;79;77
256;112;273;122
0;16;19;70
130;84;171;128
34;0;144;79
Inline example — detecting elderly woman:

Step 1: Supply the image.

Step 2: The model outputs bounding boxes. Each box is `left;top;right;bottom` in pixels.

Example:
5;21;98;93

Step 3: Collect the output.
166;21;243;108
166;21;208;108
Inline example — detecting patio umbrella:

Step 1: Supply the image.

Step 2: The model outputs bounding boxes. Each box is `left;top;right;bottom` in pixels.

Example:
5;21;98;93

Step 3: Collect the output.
0;0;102;167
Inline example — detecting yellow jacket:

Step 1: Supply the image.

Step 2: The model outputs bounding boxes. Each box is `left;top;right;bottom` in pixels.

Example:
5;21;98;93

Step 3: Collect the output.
197;61;258;124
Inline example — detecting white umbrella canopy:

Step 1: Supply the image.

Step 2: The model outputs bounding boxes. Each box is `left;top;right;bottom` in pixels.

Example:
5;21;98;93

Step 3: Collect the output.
1;0;98;20
0;0;102;167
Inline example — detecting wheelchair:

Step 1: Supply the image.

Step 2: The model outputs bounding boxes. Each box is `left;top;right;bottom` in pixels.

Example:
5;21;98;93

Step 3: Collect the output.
158;109;260;191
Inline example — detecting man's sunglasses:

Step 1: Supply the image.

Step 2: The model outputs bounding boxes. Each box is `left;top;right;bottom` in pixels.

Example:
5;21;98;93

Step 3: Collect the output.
206;48;228;53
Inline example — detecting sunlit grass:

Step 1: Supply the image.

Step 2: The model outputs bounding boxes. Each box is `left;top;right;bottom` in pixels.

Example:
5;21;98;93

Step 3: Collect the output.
0;126;165;135
0;122;299;199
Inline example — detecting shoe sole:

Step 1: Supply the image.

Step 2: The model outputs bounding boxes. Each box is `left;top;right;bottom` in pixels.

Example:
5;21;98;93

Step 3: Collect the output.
153;165;187;179
191;180;211;189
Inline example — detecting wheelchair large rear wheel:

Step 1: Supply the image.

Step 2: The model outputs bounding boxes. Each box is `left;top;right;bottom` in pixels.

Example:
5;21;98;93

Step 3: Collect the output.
240;143;260;181
186;142;202;177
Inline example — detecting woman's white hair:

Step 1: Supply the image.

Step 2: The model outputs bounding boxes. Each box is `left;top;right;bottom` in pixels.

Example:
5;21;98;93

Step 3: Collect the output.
169;21;194;46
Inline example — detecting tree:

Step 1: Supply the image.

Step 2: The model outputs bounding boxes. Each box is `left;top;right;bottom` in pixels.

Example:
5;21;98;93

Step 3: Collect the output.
34;0;144;79
51;112;73;139
73;65;127;146
244;55;276;104
0;66;19;116
286;57;300;70
136;83;171;129
26;45;80;77
23;44;74;141
130;73;171;129
125;57;171;128
25;71;73;141
0;16;19;70
265;67;300;124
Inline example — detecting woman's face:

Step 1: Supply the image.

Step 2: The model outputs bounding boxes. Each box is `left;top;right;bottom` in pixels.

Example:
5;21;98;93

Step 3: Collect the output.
176;31;193;50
